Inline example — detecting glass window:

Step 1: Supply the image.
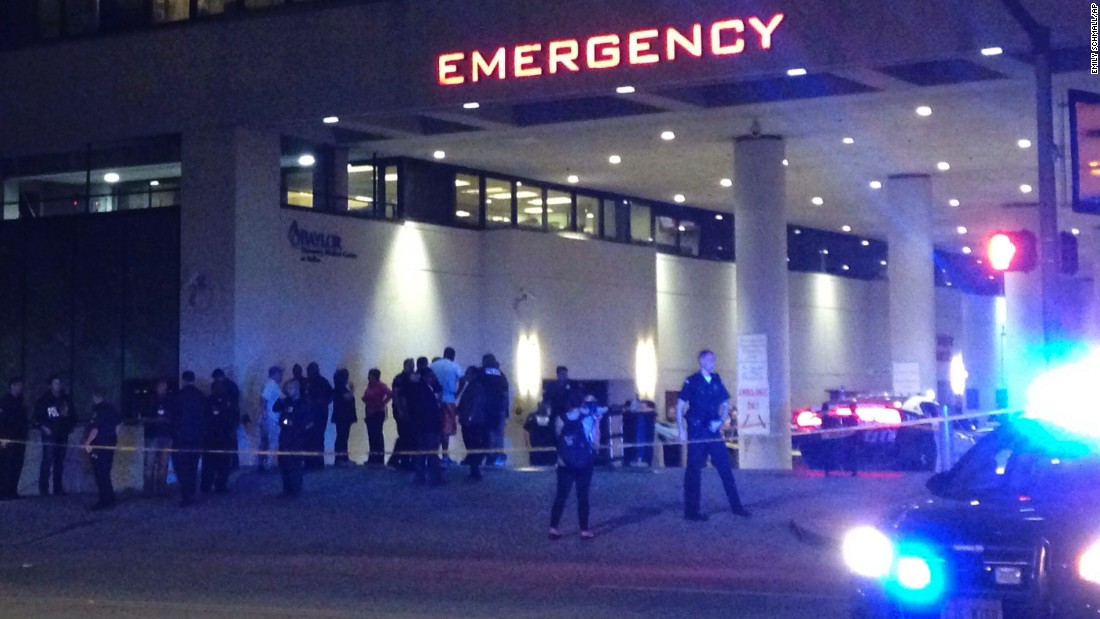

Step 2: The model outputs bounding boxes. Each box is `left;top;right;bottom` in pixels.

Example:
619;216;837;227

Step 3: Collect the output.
151;0;190;23
577;195;600;236
454;173;481;226
347;162;375;213
516;182;544;230
383;165;399;219
604;200;623;241
283;163;313;208
546;189;572;231
630;203;653;243
485;177;513;227
654;214;677;250
679;217;701;257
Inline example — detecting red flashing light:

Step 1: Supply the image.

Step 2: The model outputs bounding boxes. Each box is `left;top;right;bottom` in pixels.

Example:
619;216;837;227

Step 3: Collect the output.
795;410;822;428
986;230;1037;272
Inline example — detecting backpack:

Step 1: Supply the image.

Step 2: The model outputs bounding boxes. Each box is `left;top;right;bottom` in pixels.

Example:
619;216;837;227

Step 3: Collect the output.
557;413;594;469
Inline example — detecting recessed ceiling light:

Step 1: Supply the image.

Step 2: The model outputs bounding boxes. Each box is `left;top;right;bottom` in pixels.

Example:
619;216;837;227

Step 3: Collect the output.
677;225;687;232
1017;138;1032;149
456;210;471;218
916;106;933;117
787;68;807;77
841;225;852;232
103;172;120;183
949;198;961;207
793;228;802;235
433;150;446;160
586;212;595;219
860;240;870;246
609;154;622;165
463;102;480;110
811;196;824;206
957;226;968;235
567;174;580;184
980;47;1003;56
842;137;855;145
616;85;636;94
715;214;724;221
1072;228;1081;235
842;265;850;271
323;116;339;124
782;159;789;166
1020;184;1033;194
149;180;160;187
674;194;686;203
869;180;882;189
298;154;316;167
720;178;733;187
348;164;373;173
962;246;972;254
660;130;676;141
880;260;888;266
937;161;951;172
820;249;829;255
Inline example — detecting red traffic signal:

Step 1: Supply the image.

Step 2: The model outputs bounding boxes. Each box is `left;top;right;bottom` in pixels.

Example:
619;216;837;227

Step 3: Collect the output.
986;230;1037;272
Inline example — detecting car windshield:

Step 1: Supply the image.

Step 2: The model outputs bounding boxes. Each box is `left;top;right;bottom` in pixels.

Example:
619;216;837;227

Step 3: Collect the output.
935;419;1100;501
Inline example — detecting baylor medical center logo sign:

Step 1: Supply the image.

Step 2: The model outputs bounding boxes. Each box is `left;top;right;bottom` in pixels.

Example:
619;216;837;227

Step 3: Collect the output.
287;219;358;263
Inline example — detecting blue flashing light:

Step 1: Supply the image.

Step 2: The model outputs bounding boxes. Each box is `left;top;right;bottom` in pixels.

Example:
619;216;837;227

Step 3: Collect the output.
1024;348;1100;440
885;541;948;608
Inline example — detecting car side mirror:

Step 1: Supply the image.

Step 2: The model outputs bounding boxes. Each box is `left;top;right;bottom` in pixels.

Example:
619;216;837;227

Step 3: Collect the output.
926;471;950;496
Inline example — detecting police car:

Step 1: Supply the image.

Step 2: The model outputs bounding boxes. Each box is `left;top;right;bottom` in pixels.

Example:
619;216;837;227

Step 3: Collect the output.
793;396;957;472
843;354;1100;618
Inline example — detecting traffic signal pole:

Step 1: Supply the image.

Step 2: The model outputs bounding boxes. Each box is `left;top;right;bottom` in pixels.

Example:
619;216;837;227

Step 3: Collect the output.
1000;0;1061;354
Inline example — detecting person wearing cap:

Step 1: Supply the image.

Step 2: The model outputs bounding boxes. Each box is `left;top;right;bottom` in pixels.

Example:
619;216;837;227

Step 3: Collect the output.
0;377;28;500
202;368;238;493
172;371;206;507
83;388;120;510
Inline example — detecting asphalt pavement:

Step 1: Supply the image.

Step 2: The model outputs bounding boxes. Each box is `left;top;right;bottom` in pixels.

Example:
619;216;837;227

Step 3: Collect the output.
0;463;932;618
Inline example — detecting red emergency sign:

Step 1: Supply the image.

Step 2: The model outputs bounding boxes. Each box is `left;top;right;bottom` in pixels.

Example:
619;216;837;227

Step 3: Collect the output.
437;13;785;86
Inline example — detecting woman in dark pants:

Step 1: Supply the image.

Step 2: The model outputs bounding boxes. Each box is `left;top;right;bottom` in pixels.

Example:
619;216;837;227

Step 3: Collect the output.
331;369;357;467
360;369;392;466
549;390;601;541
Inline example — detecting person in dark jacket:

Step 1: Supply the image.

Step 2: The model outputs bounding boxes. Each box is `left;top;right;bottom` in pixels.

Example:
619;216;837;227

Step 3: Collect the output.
141;378;175;497
456;366;487;480
304;362;332;470
0;377;29;500
542;366;576;420
549;390;600;540
410;357;444;485
274;379;312;498
202;368;238;494
331;369;357;466
34;375;75;496
387;359;416;470
82;388;120;511
479;354;511;469
172;371;206;507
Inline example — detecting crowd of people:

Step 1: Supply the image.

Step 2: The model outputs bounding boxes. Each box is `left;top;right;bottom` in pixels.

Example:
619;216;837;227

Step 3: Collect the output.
0;347;749;537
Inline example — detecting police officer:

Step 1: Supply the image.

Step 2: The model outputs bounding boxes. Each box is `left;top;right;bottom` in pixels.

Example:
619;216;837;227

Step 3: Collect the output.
141;378;175;497
0;377;29;500
410;357;444;485
82;388;120;511
34;375;75;496
676;350;750;521
387;359;416;470
542;365;575;420
172;371;206;507
274;379;312;498
202;368;238;494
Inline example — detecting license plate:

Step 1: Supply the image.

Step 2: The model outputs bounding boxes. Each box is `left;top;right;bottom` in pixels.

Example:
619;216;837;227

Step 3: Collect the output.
941;598;1003;619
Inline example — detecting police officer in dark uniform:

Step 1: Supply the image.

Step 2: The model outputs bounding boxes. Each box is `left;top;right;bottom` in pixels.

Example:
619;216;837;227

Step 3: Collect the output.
82;388;120;510
202;368;238;494
172;371;206;507
0;377;28;500
676;350;750;521
410;357;444;485
388;359;416;470
34;375;75;496
542;365;575;420
274;379;312;498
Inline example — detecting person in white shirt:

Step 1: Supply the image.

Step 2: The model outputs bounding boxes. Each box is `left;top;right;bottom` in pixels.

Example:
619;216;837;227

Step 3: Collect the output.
430;347;462;466
259;366;284;473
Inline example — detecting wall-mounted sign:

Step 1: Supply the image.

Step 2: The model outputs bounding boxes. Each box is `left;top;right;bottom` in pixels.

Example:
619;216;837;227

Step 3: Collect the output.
737;333;770;437
438;13;784;86
287;220;357;263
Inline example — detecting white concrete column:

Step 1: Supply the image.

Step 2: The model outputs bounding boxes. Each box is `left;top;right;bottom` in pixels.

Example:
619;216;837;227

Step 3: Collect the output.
1003;271;1044;409
733;135;791;470
886;174;936;396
